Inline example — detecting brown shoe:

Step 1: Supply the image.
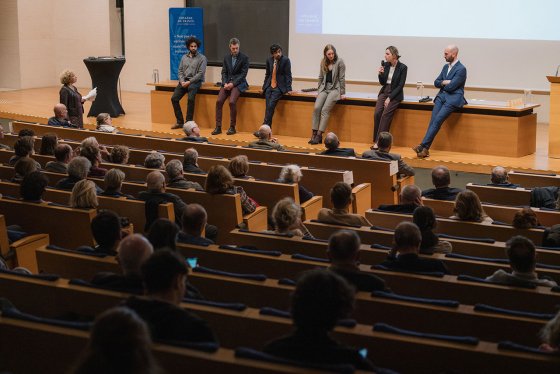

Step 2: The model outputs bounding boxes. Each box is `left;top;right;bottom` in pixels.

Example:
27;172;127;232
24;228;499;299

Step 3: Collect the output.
417;148;430;158
171;123;183;129
412;144;423;154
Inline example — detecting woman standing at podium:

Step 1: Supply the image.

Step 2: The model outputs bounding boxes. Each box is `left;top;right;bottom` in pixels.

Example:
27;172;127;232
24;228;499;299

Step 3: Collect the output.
59;70;85;128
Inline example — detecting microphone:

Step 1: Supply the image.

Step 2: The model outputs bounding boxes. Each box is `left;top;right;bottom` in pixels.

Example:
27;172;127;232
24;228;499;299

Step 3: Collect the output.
380;60;385;68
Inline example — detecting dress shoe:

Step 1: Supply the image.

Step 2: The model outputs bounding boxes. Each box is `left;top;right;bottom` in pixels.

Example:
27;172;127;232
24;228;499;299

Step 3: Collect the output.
412;144;423;154
308;130;318;144
417;148;430;158
171;123;183;129
226;126;237;135
309;133;323;145
211;126;222;135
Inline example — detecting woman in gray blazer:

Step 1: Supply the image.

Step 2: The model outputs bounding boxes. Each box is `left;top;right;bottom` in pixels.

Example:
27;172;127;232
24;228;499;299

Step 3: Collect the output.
309;44;346;145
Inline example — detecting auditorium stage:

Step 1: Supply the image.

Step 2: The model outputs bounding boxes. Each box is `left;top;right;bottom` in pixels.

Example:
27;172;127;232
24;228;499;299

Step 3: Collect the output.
0;86;557;175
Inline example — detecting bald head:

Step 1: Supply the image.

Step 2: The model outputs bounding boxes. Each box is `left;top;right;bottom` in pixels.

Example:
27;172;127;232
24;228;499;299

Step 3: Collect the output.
491;166;508;184
444;45;459;63
401;185;422;205
146;171;165;191
182;203;207;236
258;125;272;140
117;234;154;275
53;103;67;118
431;166;450;188
324;132;339;151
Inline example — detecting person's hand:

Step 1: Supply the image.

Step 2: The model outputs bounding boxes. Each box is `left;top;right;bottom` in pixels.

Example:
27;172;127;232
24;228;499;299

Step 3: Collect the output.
181;81;190;88
271;137;278;143
384;97;390;108
378;66;385;75
225;83;234;90
442;80;451;86
341;95;347;100
286;91;294;95
415;196;423;206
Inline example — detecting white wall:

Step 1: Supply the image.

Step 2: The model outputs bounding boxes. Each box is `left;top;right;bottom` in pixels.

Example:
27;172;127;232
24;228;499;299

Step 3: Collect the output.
0;0;21;88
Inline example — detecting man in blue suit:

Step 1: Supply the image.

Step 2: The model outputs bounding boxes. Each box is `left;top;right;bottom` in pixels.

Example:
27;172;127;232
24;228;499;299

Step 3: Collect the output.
413;45;467;158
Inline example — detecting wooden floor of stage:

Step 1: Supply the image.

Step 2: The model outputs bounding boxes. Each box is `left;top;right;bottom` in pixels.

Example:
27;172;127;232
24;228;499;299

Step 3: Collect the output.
0;86;558;174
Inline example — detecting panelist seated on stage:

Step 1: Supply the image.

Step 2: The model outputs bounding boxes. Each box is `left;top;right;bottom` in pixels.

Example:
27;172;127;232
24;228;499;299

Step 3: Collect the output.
362;132;414;177
318;182;371;227
378;185;422;214
179;121;208;143
248;125;285;151
320;132;356;157
47;103;76;128
421;165;463;201
183;148;205;174
487;166;520;188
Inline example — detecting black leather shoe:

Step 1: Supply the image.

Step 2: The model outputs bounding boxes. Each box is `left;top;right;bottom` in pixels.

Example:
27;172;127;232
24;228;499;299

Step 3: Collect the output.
412;145;423;154
226;126;237;135
171;123;183;129
211;126;222;135
417;148;430;158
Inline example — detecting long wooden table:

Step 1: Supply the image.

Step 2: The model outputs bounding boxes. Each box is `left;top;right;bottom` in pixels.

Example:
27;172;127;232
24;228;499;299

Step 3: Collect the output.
149;81;539;157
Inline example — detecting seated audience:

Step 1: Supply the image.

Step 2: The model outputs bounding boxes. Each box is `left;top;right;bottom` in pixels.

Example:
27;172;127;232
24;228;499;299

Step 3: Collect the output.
328;230;386;292
47;103;75;127
181;121;208;142
380;221;449;274
263;269;379;371
228;155;253;179
70;179;99;209
183;148;205;174
205;165;258;215
450;190;493;223
512;207;540;229
539;310;560;353
362;132;414;177
39;133;58;155
138;171;187;230
70;307;162;374
146;218;179;252
144;151;165;170
488;166;520;188
269;197;311;237
318;182;371;226
109;145;130;165
177;203;214;246
18;128;35;138
0;124;10;150
20;171;49;203
485;236;557;287
543;224;560;248
248;125;285;151
90;210;123;256
80;142;107;177
12;157;39;183
9;136;40;169
80;136;110;162
320;132;356;157
277;164;314;204
378;184;422;214
421;165;463;201
123;250;217;344
100;168;134;198
55;156;98;192
91;233;153;292
96;113;117;133
412;206;452;254
165;159;203;190
45;144;73;173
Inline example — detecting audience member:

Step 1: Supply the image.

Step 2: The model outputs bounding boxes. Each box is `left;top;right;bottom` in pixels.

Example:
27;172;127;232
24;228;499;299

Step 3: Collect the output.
20;171;49;203
183;148;205;174
110;145;130;164
380;221;449;274
70;179;99;209
542;224;560;248
539;310;560;353
47;103;75;127
177;204;214;246
96;113;117;133
144;151;165;169
320;132;356;157
362;132;414;177
181;121;208;142
146;218;179;252
9;136;40;168
205;165;258;215
412;206;452;254
488;166;520;188
123;250;217;344
317;182;371;226
248;125;285;151
80;136;110;162
228;155;252;179
450;190;493;223
421;165;463;201
277;164;314;204
12;157;39;183
90;210;123;256
55;156;95;191
100;168;134;198
18;129;35;138
485;236;557;287
512;207;540;229
80;142;107;177
39;133;58;155
165;159;203;190
270;197;311;237
45;144;73;173
263;269;379;371
328;230;386;292
378;184;422;213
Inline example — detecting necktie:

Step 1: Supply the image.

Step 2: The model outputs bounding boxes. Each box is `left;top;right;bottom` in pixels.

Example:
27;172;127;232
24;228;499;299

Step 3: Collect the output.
271;60;278;89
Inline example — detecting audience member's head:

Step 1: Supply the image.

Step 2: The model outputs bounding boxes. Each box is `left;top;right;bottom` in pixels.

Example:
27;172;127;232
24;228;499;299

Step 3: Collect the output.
400;185;422;206
96;113;111;127
228;155;249;178
543;224;560;248
183;121;201;137
117;234;154;276
53;103;68;119
272;197;302;234
181;204;207;237
453;190;487;222
291;269;354;332
39;133;58;155
13;136;35;157
257;125;273;140
377;132;393;151
431;166;451;188
81;136;100;149
54;143;73;164
330;182;353;210
80;144;101;166
18;129;35;138
512;207;540;229
146;171;165;192
14;157;38;180
20;171;48;202
413;206;437;232
70;179;98;209
110;145;130;165
279;164;303;183
327;230;361;265
165;159;184;180
146;218;179;252
540;310;560;353
141;249;188;305
67;156;92;180
506;236;537;274
393;221;422;254
183;148;199;166
205;165;234;194
324;132;340;151
91;210;122;252
144;152;165;169
491;166;509;184
104;168;126;193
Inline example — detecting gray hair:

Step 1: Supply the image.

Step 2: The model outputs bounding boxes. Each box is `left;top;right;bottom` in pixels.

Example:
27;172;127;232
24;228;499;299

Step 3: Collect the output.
491;166;508;184
183;121;198;136
257;125;272;140
165;159;183;179
324;132;339;151
229;37;240;46
144;151;165;169
183;148;198;166
279;164;303;183
104;168;125;190
80;136;100;149
67;156;91;179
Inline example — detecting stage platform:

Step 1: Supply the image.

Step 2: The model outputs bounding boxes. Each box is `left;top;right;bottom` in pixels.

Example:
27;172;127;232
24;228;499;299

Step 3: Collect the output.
0;86;558;175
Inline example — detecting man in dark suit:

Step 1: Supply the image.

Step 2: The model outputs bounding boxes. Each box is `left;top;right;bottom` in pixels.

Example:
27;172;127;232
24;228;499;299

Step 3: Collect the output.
422;165;463;201
47;103;76;128
257;44;292;135
176;203;214;246
320;132;356;157
212;38;250;135
362;132;414;177
413;45;467;158
487;166;520;188
378;184;422;214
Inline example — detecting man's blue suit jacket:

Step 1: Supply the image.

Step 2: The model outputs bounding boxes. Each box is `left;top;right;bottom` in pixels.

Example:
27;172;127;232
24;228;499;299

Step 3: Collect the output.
434;61;467;108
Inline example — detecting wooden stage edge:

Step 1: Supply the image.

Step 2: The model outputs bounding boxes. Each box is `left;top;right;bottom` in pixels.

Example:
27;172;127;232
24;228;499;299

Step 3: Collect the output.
0;86;558;175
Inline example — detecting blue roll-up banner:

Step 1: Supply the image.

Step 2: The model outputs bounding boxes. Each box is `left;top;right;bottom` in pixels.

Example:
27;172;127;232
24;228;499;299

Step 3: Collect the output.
169;7;204;80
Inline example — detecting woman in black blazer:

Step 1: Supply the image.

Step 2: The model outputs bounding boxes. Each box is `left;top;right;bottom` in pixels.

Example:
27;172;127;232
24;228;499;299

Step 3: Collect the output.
59;70;85;128
372;46;407;149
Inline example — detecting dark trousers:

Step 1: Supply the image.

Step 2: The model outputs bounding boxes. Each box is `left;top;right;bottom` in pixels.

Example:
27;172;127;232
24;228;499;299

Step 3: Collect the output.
373;88;400;142
171;82;201;124
263;87;283;128
420;96;457;150
215;86;241;127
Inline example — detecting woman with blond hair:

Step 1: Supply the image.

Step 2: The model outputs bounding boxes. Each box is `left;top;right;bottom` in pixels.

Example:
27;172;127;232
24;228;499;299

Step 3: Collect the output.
228;155;252;179
59;70;96;128
270;197;312;237
70;179;99;209
450;190;493;223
